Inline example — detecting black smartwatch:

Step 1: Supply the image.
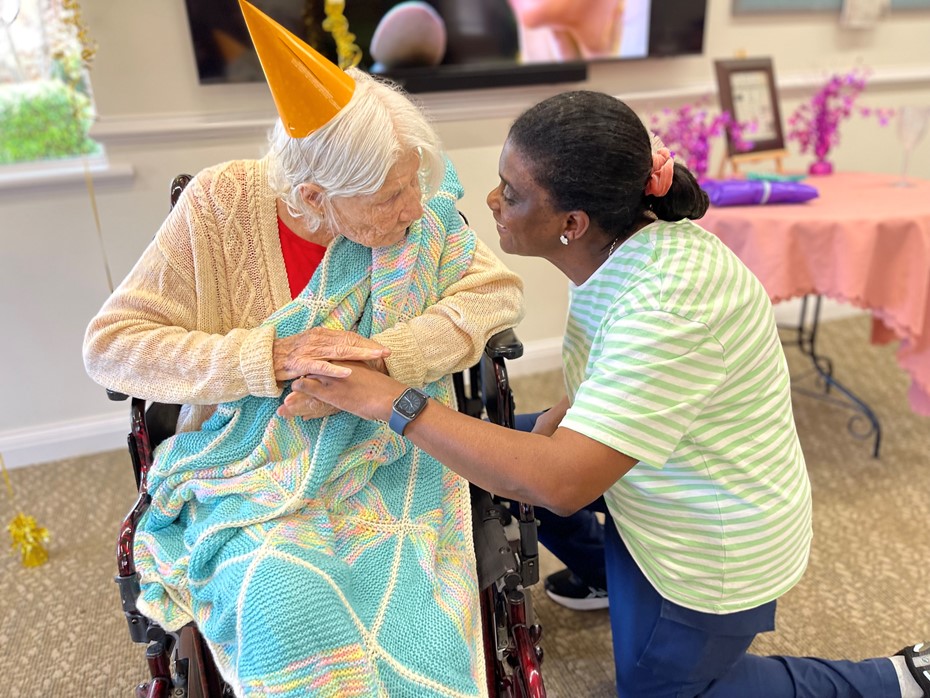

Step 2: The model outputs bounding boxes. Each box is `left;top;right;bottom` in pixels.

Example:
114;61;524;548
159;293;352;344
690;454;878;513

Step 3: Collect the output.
389;387;430;435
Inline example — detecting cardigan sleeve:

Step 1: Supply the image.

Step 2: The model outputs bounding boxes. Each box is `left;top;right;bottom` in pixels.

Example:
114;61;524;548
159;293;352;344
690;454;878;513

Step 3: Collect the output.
375;237;525;387
82;170;281;405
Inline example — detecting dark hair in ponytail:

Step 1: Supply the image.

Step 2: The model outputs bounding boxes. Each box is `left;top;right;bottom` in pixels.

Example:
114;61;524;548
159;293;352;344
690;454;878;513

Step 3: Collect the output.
649;162;709;221
507;91;708;243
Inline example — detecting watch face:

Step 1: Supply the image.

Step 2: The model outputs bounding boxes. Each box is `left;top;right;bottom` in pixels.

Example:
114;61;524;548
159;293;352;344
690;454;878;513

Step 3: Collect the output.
396;389;427;417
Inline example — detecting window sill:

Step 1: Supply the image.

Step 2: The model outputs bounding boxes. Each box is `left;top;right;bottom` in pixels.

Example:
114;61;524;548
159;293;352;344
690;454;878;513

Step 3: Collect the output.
0;157;135;193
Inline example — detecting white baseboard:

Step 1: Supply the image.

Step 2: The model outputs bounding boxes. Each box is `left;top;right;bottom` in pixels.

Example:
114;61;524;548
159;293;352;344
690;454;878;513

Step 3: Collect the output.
772;297;864;325
0;337;564;471
504;335;563;377
0;412;127;470
0;306;864;471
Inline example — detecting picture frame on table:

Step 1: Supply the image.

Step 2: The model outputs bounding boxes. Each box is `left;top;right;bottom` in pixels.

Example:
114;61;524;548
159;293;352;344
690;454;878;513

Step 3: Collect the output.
714;56;788;175
714;56;786;155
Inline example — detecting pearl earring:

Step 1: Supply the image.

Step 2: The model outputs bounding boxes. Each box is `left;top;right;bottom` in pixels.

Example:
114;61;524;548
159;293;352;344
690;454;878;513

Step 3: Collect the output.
559;234;569;245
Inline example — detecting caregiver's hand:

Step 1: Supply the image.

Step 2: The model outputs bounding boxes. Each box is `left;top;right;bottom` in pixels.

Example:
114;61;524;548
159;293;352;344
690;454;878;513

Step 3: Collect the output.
282;361;402;422
273;327;391;382
531;395;570;436
276;357;390;420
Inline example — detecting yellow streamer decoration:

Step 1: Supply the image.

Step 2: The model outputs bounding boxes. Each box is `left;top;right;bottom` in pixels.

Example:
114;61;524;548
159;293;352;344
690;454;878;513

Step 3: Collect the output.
322;0;362;70
53;1;113;292
2;454;50;568
58;0;98;66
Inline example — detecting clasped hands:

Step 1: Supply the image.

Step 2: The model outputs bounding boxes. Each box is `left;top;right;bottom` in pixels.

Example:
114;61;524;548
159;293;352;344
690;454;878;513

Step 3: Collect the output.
273;327;395;420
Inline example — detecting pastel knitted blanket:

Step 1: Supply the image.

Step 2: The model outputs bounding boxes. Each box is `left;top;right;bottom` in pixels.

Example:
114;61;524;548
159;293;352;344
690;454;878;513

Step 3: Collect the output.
133;166;488;697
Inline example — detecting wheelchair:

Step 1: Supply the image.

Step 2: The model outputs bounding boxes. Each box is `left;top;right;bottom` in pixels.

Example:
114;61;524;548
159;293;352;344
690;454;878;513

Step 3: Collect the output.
109;174;547;698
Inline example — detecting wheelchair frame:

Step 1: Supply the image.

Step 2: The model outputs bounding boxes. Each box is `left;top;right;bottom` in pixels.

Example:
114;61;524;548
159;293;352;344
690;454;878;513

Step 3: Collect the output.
109;174;546;698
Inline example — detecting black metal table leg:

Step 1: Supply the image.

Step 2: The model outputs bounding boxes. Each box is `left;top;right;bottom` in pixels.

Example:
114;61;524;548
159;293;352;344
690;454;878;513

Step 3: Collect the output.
780;295;882;458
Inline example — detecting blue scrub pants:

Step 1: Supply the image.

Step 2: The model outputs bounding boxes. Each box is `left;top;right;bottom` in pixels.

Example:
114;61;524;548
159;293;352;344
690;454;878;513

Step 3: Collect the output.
514;413;901;697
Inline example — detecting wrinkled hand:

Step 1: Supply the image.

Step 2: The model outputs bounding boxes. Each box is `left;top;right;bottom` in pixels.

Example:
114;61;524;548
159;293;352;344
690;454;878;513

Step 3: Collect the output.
276;394;339;421
276;357;391;420
531;395;570;436
273;327;391;382
280;361;404;422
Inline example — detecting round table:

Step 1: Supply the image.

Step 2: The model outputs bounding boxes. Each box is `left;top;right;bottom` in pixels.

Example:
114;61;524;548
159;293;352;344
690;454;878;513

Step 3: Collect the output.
701;171;930;454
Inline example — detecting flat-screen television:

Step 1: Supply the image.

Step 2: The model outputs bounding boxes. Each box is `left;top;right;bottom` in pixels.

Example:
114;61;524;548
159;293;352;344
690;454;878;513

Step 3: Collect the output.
184;0;708;93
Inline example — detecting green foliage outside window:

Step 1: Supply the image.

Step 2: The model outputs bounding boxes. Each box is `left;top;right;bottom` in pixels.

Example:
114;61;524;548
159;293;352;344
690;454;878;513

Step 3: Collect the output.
1;1;101;167
0;77;99;164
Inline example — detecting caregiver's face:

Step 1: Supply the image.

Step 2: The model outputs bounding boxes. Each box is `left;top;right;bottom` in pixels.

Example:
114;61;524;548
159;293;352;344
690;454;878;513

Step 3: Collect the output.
487;139;563;258
334;151;424;248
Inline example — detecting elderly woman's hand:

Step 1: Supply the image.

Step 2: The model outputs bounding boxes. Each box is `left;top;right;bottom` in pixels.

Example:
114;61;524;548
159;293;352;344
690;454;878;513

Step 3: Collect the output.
276;394;340;421
276;355;389;420
273;327;391;382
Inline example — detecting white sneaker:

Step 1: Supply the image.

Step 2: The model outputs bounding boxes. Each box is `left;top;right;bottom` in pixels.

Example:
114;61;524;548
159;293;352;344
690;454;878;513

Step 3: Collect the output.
544;568;609;611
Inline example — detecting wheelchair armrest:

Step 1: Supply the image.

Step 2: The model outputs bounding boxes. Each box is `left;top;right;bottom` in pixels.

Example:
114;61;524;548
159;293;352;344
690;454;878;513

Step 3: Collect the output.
115;572;162;643
484;328;523;361
471;485;521;591
107;389;129;401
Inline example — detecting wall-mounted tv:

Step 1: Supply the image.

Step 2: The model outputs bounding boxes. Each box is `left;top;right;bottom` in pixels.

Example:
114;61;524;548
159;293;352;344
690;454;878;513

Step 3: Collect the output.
184;0;708;93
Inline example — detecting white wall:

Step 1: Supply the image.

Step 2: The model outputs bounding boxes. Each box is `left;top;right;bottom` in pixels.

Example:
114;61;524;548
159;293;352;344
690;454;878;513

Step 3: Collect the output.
2;0;929;467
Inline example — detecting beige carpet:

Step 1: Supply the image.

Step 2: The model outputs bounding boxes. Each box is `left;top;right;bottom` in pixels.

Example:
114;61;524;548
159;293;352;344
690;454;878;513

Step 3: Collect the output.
1;315;928;697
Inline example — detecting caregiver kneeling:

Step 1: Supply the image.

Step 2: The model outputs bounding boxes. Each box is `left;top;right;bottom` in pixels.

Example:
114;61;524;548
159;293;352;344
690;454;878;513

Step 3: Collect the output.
290;90;930;698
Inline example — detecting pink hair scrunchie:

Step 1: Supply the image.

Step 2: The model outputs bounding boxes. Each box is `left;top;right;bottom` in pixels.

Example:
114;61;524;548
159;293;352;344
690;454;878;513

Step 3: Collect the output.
644;147;674;198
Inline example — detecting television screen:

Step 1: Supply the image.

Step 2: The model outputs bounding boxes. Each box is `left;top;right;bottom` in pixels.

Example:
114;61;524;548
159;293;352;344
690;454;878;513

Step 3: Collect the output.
184;0;708;93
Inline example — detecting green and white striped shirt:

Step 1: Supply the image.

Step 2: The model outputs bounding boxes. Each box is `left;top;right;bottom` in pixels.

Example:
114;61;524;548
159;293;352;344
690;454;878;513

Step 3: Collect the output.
561;219;812;613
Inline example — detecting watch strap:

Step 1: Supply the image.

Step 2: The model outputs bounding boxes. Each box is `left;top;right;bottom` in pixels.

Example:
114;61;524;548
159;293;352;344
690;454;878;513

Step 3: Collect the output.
389;387;429;436
388;408;411;436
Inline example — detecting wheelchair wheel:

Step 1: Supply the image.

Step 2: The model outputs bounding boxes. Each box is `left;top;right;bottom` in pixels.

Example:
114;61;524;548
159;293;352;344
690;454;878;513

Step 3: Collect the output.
481;583;546;698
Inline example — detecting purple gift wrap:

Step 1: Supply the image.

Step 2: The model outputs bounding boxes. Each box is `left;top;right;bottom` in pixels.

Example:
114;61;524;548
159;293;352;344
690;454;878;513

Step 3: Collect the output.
703;179;819;207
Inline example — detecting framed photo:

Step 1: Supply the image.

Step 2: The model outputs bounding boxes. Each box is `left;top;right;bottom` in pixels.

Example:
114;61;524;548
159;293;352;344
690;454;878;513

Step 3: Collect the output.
714;57;786;157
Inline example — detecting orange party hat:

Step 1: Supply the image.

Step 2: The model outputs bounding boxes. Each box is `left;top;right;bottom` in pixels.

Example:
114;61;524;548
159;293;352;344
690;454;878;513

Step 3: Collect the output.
238;0;355;138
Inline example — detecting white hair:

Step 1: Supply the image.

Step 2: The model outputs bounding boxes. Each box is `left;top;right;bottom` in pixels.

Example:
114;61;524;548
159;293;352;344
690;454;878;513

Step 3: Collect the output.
266;68;443;233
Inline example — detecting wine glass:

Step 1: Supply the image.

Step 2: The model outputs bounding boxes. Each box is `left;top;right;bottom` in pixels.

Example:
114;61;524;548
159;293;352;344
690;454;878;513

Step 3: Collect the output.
894;105;930;187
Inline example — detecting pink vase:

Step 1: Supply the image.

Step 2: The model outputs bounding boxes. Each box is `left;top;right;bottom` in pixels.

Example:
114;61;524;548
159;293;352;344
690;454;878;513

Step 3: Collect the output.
808;158;833;176
809;136;833;176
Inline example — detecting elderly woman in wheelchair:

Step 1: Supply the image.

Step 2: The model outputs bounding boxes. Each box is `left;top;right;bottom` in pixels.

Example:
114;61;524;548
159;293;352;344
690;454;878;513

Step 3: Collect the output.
82;4;535;696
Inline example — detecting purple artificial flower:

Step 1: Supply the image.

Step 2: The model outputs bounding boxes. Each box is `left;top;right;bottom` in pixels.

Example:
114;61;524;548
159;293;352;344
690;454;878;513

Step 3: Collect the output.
649;100;753;180
787;68;894;161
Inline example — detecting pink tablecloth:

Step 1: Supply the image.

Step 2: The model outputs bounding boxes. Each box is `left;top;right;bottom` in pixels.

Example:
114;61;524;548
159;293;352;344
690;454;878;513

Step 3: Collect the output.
701;171;930;416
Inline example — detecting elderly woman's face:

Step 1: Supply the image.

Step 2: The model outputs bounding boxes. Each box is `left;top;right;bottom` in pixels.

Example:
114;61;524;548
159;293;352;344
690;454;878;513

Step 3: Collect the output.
333;151;424;248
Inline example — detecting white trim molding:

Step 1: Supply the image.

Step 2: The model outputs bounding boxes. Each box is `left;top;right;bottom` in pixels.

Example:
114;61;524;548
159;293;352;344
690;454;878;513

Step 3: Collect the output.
0;335;564;470
0;412;127;470
0;307;873;471
505;336;564;378
87;64;930;147
0;158;135;193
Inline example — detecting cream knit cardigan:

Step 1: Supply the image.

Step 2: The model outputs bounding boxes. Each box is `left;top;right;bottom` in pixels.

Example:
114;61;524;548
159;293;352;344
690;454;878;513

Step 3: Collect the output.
83;157;524;433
